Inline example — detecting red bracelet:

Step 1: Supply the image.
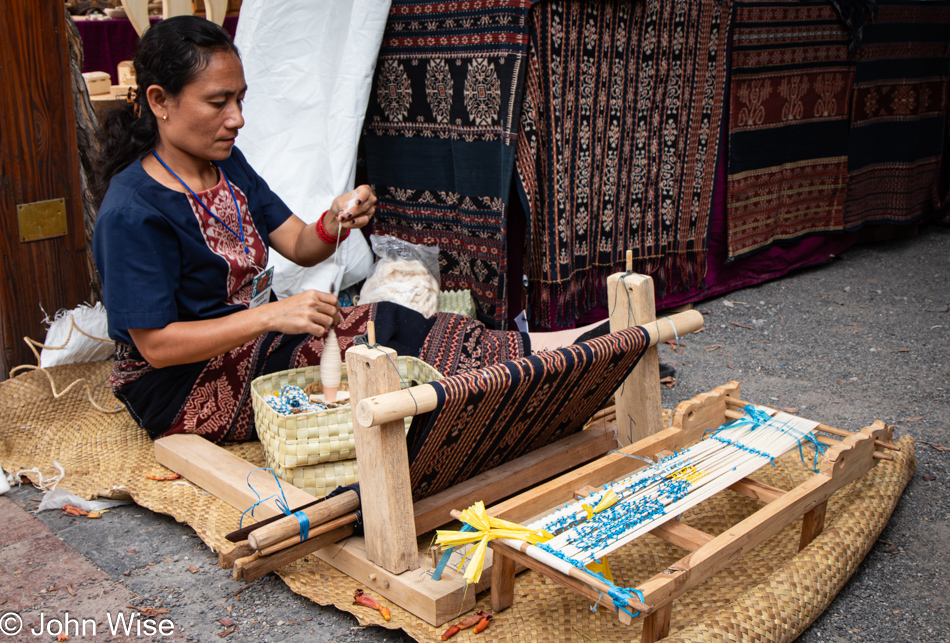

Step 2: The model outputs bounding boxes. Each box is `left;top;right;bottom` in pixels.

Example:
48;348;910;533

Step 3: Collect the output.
315;210;350;244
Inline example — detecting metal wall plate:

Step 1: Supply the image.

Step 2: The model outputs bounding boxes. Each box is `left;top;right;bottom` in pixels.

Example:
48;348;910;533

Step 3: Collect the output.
17;198;68;242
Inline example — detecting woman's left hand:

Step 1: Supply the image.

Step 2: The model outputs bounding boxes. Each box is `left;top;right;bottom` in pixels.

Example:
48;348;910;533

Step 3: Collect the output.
327;185;375;234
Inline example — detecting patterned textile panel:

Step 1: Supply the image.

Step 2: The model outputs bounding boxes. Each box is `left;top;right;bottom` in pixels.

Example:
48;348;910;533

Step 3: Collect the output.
363;0;538;328
405;325;650;501
727;1;854;259
844;1;950;228
516;1;731;327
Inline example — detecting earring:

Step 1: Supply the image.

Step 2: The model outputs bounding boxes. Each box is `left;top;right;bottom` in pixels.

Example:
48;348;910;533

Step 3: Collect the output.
162;114;167;123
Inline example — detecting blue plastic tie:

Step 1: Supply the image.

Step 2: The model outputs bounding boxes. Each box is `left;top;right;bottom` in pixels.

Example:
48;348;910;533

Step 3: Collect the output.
609;585;645;619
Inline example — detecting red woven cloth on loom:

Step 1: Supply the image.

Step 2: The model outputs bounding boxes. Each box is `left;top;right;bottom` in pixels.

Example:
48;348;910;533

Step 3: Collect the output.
406;325;650;501
726;0;854;260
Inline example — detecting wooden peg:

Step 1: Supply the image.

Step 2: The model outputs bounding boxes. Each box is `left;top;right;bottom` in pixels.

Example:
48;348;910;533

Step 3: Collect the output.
367;321;376;346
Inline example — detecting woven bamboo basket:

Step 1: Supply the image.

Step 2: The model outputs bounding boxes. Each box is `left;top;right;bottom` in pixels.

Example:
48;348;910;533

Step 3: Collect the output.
263;451;359;499
251;357;442;471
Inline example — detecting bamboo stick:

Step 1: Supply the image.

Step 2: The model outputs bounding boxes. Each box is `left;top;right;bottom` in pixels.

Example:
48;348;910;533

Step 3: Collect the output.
240;525;354;583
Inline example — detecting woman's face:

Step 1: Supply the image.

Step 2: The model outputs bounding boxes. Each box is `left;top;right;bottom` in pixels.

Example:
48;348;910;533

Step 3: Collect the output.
155;50;247;163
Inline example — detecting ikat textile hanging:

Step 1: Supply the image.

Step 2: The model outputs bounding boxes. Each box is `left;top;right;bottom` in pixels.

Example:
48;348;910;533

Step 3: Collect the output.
726;0;854;260
363;0;539;328
406;325;650;502
517;1;731;328
844;1;950;228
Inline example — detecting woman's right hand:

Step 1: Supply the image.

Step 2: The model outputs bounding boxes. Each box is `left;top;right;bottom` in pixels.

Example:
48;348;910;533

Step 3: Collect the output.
263;289;342;337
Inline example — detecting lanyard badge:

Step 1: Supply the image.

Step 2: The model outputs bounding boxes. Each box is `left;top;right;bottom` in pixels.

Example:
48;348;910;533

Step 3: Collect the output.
249;266;275;309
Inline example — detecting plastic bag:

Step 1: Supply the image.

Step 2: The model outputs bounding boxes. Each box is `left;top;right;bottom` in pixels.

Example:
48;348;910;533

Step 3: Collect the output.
359;235;441;318
36;488;131;513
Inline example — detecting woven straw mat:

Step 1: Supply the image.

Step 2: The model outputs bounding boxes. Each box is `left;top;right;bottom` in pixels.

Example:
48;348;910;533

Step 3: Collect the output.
0;361;915;643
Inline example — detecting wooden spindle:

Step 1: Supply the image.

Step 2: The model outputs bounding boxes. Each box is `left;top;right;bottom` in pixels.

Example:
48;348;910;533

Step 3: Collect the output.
320;327;341;402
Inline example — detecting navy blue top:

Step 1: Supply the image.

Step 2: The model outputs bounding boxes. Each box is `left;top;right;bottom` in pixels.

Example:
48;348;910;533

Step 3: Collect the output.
93;147;293;346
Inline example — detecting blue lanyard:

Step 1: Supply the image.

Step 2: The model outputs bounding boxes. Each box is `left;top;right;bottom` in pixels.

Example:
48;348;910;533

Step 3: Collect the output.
152;150;249;254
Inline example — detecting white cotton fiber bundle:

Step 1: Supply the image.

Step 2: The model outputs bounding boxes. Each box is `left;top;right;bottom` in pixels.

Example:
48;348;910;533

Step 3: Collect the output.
39;302;115;367
359;259;440;318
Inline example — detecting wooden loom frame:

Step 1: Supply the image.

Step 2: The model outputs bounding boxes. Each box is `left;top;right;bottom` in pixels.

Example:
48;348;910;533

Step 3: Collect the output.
485;382;895;642
155;269;704;626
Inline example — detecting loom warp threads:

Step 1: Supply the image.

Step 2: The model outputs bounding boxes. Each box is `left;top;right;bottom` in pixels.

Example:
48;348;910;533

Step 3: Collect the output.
518;406;820;565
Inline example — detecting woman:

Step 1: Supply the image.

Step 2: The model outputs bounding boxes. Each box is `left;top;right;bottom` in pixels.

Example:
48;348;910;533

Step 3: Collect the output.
93;16;535;443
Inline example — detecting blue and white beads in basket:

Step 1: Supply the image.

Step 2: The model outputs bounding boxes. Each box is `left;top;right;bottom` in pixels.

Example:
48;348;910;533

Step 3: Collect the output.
263;385;329;415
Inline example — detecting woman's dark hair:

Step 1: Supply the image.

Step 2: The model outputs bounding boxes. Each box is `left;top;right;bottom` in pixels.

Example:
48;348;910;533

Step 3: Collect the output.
92;16;239;205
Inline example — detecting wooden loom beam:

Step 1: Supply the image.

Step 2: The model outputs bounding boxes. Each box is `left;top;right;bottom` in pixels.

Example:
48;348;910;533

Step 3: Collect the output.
649;521;715;553
346;342;419;574
728;478;787;504
607;265;662;445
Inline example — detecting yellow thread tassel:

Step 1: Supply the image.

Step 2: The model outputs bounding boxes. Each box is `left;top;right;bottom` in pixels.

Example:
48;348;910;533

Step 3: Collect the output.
436;502;553;585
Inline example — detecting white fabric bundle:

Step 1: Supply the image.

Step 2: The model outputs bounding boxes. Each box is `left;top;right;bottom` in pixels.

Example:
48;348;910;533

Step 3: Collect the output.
359;260;440;318
39;302;114;367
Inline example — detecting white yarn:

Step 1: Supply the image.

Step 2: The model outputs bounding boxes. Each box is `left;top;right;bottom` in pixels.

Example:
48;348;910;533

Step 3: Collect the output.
358;259;440;318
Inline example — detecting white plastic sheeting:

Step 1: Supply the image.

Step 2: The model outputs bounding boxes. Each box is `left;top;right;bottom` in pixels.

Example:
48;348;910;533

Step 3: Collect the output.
234;0;391;298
